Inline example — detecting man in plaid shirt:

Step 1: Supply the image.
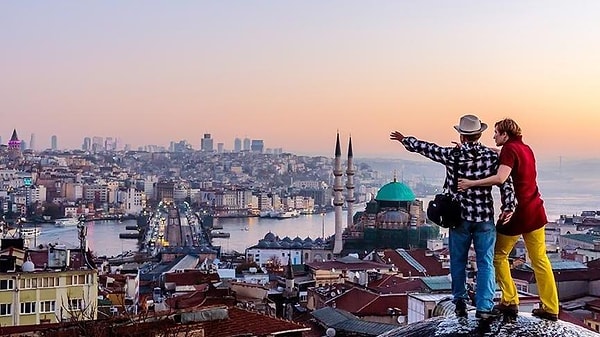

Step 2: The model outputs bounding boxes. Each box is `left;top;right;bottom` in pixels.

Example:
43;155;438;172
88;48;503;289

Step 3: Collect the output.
390;114;516;320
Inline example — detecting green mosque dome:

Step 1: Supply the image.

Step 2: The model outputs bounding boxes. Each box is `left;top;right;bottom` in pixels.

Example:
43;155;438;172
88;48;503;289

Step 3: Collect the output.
375;179;416;202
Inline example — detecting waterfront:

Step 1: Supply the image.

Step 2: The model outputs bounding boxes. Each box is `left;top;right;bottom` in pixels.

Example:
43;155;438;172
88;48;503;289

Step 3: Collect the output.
25;178;600;257
30;219;139;257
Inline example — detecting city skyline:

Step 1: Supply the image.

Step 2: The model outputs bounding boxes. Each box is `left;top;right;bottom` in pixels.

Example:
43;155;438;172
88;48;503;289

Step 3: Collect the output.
2;2;600;160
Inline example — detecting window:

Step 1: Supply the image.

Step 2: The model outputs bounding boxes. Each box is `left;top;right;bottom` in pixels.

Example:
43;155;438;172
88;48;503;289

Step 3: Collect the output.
0;279;14;290
20;302;36;314
68;299;83;311
69;275;87;285
0;303;11;316
19;278;37;289
40;301;56;313
41;277;58;288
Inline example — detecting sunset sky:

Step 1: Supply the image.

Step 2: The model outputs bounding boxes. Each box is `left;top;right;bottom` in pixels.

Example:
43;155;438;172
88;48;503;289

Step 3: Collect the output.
2;1;599;161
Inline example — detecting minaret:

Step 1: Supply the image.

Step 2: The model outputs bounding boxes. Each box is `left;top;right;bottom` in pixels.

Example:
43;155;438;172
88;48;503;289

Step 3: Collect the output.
333;133;344;254
285;255;294;293
346;136;355;230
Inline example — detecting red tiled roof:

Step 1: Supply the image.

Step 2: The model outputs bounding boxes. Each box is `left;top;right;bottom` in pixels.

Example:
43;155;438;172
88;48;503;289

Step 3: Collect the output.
165;290;208;309
196;306;311;337
368;276;424;294
327;288;378;312
382;249;446;276
357;294;407;316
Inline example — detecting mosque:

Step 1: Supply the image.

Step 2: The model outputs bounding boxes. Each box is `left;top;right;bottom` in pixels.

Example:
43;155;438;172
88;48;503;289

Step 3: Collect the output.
330;132;440;257
248;133;441;265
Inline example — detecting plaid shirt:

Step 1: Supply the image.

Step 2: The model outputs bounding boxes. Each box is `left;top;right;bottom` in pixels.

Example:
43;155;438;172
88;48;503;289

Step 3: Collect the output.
402;137;516;223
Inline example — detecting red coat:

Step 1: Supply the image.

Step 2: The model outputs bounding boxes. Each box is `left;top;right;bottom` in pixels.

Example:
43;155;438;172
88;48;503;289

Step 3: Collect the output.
496;136;548;236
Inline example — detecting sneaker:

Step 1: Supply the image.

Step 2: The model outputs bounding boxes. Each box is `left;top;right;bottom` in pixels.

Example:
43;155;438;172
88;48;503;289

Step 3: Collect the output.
475;308;501;320
532;308;558;321
455;300;467;317
494;303;519;315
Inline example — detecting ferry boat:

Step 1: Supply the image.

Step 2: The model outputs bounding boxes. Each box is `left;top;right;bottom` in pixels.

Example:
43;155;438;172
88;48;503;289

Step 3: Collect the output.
275;210;300;219
55;217;80;227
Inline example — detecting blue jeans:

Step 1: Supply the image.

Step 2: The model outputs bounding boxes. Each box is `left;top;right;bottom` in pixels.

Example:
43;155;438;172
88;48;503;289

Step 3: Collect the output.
449;219;496;312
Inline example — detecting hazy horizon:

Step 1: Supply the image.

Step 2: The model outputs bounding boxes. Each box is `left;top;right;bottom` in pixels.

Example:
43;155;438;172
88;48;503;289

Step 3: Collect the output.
3;2;600;160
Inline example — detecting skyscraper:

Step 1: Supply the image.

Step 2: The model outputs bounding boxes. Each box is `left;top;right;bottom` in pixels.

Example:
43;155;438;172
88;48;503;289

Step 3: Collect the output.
234;137;242;152
201;134;214;152
250;139;264;153
243;137;251;151
51;135;58;150
217;142;224;153
29;133;35;151
82;137;91;151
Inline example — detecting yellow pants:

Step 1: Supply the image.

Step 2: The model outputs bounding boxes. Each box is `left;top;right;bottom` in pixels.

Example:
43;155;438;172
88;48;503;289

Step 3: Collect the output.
494;227;559;314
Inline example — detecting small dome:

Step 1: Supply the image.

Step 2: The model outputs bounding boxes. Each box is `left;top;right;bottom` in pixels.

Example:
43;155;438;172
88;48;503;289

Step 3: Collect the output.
293;236;303;243
303;237;313;243
257;240;270;248
282;236;293;243
22;260;35;272
280;241;291;248
264;232;276;242
375;180;415;202
291;242;303;249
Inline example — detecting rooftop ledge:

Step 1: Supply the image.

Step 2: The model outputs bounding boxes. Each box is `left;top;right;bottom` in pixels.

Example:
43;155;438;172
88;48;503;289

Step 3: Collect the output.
378;312;599;337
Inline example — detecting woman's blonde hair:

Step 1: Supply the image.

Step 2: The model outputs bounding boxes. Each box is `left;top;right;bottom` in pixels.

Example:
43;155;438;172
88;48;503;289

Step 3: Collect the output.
495;118;522;138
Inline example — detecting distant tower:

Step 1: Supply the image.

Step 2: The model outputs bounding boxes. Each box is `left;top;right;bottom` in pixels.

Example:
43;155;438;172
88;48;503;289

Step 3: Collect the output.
217;142;224;153
8;129;22;159
82;137;91;151
51;135;58;150
29;133;35;151
333;132;344;254
346;136;355;230
201;133;214;152
243;137;251;151
283;254;296;320
234;137;242;152
285;255;294;293
250;139;264;153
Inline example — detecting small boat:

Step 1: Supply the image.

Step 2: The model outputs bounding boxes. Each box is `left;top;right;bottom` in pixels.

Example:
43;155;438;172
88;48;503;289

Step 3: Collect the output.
54;218;80;227
210;230;231;238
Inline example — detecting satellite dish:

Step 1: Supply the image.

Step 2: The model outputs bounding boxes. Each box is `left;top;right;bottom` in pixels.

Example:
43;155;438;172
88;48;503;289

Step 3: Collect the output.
397;316;403;323
330;291;336;297
326;328;336;336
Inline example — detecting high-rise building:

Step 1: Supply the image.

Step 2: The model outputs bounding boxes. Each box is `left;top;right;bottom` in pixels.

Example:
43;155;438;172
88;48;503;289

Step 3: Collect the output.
250;139;264;153
217;142;224;153
29;133;35;151
92;136;104;152
243;137;251;151
234;137;242;152
51;135;58;150
82;137;91;151
201;133;214;152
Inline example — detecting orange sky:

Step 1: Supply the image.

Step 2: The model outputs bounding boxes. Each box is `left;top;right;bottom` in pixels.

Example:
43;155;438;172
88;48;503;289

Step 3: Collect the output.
1;2;599;161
